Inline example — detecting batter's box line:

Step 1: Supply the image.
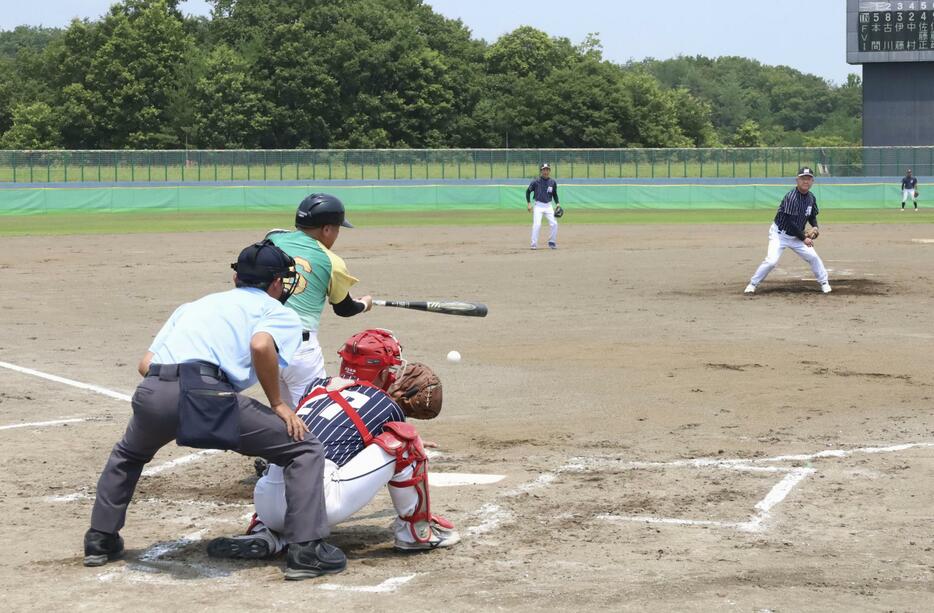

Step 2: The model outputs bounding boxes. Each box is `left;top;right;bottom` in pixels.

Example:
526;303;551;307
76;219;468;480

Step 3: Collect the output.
570;441;934;533
597;466;814;533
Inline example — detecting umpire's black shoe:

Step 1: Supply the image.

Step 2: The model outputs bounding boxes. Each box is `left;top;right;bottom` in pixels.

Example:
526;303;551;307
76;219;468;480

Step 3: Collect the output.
83;528;124;567
285;539;347;581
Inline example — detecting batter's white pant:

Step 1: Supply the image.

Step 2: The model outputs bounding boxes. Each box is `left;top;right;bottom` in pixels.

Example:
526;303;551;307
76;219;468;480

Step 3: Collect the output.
531;201;558;247
902;189;917;206
254;444;419;550
278;336;326;409
749;223;828;287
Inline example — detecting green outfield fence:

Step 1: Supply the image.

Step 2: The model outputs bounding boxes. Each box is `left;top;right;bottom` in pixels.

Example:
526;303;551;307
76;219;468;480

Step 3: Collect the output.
1;147;934;183
0;183;908;216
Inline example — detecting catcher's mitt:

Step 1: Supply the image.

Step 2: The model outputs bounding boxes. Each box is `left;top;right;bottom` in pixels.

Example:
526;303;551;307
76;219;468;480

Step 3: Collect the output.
554;205;564;218
388;362;442;420
805;227;820;240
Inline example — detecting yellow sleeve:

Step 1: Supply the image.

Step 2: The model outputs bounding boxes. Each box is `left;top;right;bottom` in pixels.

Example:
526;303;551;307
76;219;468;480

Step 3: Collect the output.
324;249;359;304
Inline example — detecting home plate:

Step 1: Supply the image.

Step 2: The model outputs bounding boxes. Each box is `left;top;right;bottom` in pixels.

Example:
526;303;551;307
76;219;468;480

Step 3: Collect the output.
911;239;934;244
431;473;505;487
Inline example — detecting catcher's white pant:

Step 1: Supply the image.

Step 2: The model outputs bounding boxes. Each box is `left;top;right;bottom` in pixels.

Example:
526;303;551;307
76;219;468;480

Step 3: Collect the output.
278;336;326;409
255;444;419;549
902;189;917;204
531;201;558;247
749;223;828;286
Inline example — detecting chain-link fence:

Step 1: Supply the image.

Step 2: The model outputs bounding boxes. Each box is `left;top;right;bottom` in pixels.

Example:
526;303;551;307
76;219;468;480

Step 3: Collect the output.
0;148;930;183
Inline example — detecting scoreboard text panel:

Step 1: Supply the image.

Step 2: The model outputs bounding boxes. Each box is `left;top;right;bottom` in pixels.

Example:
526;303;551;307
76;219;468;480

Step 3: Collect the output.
847;0;934;62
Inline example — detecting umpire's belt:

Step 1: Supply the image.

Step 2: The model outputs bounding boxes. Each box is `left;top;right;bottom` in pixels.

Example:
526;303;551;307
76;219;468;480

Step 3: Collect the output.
147;361;228;383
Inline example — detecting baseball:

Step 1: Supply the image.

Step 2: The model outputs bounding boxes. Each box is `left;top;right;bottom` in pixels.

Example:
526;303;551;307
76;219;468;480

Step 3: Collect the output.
446;350;462;363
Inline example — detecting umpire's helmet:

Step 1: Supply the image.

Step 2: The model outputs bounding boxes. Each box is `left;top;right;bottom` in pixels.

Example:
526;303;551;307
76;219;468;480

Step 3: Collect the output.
295;193;353;229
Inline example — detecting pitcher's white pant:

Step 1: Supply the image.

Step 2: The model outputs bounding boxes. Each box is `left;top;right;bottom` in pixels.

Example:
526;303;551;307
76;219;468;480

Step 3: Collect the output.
749;223;828;287
531;201;558;247
278;336;326;409
255;444;419;550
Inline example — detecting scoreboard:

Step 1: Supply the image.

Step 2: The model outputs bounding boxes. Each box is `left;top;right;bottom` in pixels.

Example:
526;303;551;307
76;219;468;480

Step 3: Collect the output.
848;0;934;62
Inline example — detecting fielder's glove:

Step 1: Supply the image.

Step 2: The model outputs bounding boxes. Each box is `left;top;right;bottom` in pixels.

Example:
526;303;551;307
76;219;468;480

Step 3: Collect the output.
554;205;564;218
915;190;920;198
388;362;442;420
805;228;820;240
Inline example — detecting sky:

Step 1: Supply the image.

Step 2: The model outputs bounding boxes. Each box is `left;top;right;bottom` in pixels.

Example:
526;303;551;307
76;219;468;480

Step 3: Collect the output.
1;0;859;85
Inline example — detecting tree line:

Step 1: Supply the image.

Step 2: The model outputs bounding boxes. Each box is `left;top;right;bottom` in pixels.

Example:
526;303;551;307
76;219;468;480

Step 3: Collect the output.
0;0;862;151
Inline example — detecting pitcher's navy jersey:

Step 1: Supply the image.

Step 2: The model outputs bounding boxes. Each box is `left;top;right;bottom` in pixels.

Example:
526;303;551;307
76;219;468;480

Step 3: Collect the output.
296;378;405;467
773;188;818;240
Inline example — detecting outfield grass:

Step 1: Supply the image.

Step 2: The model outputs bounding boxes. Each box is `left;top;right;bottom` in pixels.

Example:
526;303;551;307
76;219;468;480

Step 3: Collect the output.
1;208;931;237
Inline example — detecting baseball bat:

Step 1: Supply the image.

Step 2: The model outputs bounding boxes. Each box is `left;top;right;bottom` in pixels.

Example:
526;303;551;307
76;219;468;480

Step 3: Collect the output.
373;300;488;318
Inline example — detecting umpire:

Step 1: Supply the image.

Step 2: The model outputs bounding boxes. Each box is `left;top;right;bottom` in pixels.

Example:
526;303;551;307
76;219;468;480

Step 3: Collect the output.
83;240;346;581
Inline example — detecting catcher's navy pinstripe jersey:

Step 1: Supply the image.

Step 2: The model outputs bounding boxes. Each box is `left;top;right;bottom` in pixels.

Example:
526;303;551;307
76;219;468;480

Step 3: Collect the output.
296;378;405;467
773;188;818;240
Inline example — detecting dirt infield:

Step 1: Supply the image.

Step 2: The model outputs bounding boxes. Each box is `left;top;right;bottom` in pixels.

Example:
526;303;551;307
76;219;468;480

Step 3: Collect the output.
1;221;933;612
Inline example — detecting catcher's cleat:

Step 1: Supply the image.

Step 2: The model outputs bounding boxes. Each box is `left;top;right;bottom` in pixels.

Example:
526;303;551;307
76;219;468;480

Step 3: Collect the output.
744;284;756;294
83;528;124;567
393;516;460;551
207;535;273;560
285;540;347;580
821;283;832;294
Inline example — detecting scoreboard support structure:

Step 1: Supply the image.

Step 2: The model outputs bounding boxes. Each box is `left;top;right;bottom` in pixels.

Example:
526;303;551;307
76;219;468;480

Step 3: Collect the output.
848;0;934;146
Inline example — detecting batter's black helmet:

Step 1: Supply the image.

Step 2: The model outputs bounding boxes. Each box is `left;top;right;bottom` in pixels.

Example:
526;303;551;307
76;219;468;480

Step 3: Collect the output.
295;193;353;229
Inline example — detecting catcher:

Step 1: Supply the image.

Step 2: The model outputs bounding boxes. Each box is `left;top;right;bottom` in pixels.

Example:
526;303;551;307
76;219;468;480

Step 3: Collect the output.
208;329;458;569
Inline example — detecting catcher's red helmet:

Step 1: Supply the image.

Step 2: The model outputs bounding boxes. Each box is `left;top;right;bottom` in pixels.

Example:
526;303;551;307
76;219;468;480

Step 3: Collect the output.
338;329;404;389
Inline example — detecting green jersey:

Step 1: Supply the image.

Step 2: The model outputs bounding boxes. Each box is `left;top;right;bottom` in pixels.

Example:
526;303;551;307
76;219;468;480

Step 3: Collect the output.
266;230;358;333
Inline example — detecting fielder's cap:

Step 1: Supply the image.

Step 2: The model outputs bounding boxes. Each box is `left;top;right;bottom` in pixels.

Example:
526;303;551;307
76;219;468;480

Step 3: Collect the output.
797;167;814;178
540;163;551;170
231;239;295;284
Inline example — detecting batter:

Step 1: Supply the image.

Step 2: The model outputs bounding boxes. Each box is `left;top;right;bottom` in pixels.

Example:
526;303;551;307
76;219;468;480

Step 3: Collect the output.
267;193;372;408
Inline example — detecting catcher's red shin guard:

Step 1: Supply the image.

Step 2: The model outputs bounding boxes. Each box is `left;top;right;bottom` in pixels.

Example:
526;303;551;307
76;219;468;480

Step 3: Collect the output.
372;421;435;543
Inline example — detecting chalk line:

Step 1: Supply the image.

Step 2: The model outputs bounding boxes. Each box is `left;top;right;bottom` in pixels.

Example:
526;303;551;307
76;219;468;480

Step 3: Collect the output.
318;574;418;593
0;417;87;431
432;473;505;487
142;449;223;476
598;515;733;529
0;361;132;402
569;442;934;472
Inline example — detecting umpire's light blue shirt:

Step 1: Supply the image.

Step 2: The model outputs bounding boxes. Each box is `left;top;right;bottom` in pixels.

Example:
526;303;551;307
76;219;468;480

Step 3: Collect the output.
148;287;302;391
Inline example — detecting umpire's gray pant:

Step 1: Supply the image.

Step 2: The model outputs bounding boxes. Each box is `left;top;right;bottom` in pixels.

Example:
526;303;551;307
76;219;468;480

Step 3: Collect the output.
90;372;329;545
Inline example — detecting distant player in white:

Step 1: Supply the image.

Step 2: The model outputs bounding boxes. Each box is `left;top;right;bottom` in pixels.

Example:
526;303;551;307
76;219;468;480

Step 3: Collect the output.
901;169;919;212
526;163;561;249
207;329;458;563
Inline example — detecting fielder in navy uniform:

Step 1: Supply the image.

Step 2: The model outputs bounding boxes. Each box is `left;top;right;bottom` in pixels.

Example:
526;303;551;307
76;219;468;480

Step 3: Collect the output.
901;169;919;211
207;329;459;562
526;163;561;249
745;167;831;294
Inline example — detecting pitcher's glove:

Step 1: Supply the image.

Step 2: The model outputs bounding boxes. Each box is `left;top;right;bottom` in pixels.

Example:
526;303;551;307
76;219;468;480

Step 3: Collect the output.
915;190;920;198
805;227;820;240
388;362;442;420
554;205;564;218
